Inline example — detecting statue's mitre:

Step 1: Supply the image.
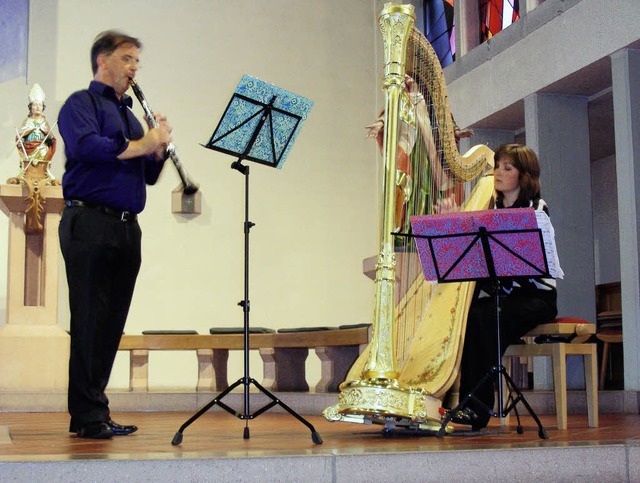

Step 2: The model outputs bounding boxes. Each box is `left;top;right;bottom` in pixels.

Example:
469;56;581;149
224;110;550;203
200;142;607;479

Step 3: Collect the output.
28;83;46;104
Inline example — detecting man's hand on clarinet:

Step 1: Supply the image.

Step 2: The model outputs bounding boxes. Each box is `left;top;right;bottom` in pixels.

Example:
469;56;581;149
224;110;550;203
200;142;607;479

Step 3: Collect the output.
147;112;172;160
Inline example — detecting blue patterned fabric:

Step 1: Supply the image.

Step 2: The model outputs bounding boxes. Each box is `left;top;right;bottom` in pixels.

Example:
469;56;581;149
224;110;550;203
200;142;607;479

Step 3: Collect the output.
207;75;313;169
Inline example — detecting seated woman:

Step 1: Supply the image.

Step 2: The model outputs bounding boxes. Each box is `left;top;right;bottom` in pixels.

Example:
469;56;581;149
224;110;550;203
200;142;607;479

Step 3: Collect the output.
451;143;558;430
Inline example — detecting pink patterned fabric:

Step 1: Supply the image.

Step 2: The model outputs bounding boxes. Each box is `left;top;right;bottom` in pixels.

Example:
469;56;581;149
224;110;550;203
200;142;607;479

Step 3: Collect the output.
410;208;548;282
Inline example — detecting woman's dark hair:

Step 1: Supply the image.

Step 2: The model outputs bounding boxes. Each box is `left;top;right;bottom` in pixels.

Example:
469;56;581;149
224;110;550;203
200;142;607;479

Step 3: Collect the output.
493;143;541;206
91;30;142;75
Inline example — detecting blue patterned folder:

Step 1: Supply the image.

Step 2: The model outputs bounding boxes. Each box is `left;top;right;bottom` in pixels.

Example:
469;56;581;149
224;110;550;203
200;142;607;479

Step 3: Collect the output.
204;75;313;169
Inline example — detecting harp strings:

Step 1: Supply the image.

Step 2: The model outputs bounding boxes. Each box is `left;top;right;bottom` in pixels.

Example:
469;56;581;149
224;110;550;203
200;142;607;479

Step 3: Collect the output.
393;40;438;365
392;32;476;366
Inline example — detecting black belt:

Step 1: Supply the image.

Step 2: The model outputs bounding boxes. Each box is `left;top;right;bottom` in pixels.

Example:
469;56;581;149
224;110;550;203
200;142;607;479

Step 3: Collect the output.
65;200;137;222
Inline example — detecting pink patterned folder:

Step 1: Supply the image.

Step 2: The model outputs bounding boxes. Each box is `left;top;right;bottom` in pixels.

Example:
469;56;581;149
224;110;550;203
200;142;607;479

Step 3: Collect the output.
409;208;548;282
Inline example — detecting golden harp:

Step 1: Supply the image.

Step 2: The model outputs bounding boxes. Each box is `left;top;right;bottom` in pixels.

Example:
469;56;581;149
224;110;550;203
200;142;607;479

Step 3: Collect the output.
324;3;495;431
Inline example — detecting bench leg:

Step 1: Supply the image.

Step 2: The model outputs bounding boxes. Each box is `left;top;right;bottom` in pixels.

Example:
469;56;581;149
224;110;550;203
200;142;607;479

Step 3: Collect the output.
197;349;229;392
130;349;149;392
272;348;309;392
196;349;214;392
584;344;599;428
315;345;360;393
212;349;230;391
552;344;568;430
260;348;276;390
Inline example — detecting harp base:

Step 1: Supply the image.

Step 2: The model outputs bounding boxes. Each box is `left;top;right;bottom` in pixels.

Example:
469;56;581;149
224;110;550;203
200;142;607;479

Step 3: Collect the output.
323;378;445;430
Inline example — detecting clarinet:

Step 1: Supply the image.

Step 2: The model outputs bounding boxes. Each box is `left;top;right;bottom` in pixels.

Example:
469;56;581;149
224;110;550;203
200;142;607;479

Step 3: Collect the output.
129;78;199;195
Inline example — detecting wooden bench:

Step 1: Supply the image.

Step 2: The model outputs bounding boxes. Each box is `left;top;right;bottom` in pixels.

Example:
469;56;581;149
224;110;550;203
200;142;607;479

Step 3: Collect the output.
260;325;370;392
117;326;369;393
503;317;598;430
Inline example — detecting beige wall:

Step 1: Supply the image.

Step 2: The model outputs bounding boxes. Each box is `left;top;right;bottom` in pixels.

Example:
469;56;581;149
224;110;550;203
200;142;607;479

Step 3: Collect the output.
0;0;382;389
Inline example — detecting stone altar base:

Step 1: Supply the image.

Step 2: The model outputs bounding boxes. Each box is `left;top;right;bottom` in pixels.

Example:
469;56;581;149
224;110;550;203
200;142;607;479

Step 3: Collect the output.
0;324;69;391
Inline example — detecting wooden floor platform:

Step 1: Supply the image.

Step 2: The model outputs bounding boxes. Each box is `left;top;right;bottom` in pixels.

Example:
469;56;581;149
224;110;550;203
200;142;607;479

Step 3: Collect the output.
1;410;639;481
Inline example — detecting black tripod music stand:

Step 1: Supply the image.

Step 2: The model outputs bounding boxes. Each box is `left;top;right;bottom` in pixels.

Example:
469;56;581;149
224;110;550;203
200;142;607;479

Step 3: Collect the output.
171;75;321;445
407;208;558;440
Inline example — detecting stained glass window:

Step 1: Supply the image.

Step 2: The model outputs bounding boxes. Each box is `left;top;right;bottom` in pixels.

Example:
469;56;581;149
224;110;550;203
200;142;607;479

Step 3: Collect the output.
0;0;29;83
420;0;521;65
480;0;520;42
423;0;456;67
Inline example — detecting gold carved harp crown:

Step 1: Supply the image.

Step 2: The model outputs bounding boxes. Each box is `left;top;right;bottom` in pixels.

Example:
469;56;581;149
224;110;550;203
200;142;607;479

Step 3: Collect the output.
324;3;495;430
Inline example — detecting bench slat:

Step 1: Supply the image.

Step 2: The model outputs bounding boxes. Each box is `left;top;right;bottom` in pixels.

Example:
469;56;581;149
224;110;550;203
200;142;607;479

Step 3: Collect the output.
271;328;369;348
119;333;272;350
119;327;369;351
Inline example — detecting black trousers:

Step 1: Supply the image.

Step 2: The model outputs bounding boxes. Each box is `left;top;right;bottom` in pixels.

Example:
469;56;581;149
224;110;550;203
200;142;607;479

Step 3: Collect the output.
458;290;557;427
59;206;141;431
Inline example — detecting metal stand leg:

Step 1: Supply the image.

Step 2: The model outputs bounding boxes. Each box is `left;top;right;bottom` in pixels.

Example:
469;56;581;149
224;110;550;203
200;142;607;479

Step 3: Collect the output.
172;163;322;446
438;229;547;440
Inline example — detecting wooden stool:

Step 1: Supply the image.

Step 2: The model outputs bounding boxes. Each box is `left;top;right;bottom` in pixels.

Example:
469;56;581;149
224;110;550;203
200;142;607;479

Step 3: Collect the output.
503;317;598;430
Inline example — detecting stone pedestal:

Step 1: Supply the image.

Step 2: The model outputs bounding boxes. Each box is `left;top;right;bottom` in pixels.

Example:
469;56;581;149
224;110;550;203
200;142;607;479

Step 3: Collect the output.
0;183;69;391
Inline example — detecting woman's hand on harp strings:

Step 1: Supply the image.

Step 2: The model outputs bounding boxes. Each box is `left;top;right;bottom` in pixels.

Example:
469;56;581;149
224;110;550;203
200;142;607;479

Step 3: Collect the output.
454;127;474;140
365;119;384;139
434;195;459;214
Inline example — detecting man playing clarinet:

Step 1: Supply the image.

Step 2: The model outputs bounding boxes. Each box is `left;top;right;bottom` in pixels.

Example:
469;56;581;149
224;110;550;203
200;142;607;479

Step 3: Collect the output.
58;30;171;439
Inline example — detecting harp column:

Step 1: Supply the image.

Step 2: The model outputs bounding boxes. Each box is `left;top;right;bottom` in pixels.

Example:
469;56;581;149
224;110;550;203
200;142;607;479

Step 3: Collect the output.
0;183;69;391
362;3;415;380
326;3;444;426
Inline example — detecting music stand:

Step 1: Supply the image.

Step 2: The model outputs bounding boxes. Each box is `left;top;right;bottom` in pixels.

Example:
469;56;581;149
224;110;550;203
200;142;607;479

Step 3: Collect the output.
407;208;562;440
171;75;322;445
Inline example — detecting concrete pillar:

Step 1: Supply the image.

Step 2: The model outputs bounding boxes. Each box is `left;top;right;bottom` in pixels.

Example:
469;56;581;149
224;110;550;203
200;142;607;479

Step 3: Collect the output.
454;0;480;58
525;92;595;389
611;48;640;391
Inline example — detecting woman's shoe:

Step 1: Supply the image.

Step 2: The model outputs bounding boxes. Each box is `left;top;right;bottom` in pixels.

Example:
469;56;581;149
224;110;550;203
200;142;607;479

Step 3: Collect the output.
447;407;486;431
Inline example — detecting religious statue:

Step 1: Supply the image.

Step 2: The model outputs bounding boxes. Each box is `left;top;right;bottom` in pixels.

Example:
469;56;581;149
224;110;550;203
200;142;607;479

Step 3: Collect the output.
7;83;60;233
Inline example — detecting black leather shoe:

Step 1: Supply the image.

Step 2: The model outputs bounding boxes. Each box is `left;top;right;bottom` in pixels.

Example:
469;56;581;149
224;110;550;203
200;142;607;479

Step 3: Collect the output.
77;422;114;439
107;420;138;436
